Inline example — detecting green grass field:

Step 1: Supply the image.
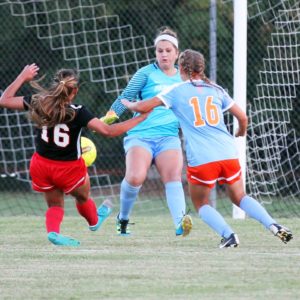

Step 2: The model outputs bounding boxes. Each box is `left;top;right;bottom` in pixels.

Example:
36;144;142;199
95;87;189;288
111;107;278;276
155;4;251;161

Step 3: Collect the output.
0;213;299;300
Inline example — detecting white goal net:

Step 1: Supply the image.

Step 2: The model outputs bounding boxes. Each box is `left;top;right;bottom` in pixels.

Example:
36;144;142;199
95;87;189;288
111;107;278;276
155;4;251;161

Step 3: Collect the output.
246;0;300;207
0;0;158;213
0;0;299;216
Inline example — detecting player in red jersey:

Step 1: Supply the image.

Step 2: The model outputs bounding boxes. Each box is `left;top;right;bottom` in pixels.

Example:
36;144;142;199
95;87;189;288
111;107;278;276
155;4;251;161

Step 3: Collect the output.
0;64;150;246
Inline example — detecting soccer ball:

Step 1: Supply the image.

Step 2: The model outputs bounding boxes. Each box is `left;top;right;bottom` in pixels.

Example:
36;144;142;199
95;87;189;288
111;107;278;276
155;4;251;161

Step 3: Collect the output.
81;136;97;167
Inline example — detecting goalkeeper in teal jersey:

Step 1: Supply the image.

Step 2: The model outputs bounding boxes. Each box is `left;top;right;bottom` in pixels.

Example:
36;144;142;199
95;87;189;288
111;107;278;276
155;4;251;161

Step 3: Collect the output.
122;49;293;247
101;27;192;236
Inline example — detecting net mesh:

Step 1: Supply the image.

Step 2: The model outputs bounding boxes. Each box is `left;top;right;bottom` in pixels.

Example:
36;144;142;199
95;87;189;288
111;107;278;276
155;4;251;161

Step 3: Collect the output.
4;0;152;94
0;0;299;216
246;2;300;210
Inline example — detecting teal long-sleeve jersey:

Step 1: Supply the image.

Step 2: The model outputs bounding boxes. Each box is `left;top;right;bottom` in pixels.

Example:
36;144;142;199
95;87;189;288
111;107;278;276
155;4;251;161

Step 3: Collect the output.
110;63;181;138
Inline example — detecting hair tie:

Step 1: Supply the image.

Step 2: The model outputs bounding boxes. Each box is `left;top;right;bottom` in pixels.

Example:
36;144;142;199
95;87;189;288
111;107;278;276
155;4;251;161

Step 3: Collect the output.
60;81;65;85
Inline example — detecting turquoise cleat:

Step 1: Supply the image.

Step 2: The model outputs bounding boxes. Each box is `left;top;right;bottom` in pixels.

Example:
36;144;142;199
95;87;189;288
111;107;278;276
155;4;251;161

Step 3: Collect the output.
47;232;80;247
89;199;113;231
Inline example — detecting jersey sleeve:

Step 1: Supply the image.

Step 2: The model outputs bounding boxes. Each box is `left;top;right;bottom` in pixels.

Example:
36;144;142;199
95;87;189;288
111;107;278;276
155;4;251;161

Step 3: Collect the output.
156;84;177;108
221;89;234;111
110;68;148;116
72;104;95;127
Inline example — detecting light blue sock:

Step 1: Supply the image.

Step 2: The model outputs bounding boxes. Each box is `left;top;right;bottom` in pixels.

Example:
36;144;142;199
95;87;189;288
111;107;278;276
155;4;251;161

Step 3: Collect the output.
165;181;186;226
119;179;141;220
199;204;234;238
240;195;276;229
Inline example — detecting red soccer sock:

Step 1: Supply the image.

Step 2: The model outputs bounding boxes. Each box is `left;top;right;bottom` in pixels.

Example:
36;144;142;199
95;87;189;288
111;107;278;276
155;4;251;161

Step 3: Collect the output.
45;206;64;233
76;198;98;226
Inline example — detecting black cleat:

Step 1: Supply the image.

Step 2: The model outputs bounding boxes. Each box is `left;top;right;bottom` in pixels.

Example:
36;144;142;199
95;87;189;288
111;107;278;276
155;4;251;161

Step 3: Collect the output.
270;224;293;244
219;233;240;248
116;215;131;235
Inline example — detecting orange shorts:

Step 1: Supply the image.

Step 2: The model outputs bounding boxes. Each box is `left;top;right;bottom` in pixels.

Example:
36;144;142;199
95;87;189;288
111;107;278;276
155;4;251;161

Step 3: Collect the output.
30;152;87;194
186;159;242;188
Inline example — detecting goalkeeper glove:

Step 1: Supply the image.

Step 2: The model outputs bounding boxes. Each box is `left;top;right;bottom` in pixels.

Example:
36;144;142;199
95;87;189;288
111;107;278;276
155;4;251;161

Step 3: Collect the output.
100;110;119;125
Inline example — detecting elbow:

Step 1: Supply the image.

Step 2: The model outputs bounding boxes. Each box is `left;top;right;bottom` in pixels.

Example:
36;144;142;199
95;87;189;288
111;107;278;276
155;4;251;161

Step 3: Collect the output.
104;132;117;138
101;127;119;138
243;115;248;127
90;120;116;137
100;128;113;137
239;114;248;128
138;108;147;113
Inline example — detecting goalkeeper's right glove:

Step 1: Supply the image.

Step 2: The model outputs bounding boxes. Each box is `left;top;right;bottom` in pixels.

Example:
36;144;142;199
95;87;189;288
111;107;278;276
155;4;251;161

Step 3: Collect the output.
99;110;119;125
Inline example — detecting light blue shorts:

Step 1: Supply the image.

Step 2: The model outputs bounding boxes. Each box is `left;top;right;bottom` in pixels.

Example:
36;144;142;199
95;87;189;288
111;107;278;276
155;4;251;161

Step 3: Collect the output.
124;136;181;159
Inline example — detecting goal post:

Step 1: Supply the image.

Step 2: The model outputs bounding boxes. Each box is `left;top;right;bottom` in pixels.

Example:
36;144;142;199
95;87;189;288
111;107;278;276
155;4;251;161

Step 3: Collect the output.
232;0;247;219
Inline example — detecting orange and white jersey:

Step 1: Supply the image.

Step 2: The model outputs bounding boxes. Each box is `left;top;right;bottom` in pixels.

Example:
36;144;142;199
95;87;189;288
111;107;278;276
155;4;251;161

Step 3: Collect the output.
157;79;238;167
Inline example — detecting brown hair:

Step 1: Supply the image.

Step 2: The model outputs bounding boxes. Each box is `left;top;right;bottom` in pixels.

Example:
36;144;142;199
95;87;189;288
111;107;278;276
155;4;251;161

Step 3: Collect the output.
178;49;210;85
29;69;79;128
156;26;178;39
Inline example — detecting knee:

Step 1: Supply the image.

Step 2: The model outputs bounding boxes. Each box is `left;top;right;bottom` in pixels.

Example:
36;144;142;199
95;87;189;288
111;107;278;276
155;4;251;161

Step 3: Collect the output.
126;175;143;187
125;170;146;186
75;193;89;204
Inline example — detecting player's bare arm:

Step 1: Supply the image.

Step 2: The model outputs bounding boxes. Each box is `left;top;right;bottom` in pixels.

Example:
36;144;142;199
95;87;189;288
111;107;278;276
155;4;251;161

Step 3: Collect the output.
0;64;39;110
87;111;151;137
229;103;248;137
121;97;163;113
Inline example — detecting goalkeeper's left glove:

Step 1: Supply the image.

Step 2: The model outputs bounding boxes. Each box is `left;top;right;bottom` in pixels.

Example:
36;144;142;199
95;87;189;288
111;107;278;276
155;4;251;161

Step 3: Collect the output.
99;110;119;125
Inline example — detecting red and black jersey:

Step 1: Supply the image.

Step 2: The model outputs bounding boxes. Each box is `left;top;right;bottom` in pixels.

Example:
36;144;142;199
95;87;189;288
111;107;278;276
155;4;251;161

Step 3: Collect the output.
24;96;95;161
